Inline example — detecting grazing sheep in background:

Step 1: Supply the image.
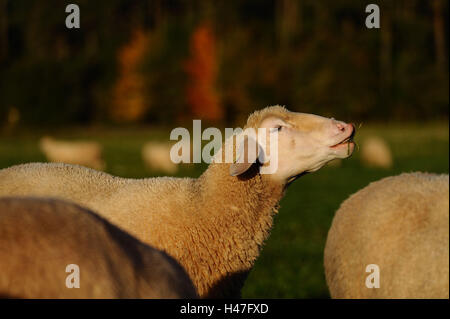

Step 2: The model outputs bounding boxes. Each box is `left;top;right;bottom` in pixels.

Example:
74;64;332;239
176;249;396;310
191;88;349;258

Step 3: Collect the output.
360;136;393;169
39;136;105;171
0;105;356;298
0;197;198;299
142;142;178;175
324;172;449;299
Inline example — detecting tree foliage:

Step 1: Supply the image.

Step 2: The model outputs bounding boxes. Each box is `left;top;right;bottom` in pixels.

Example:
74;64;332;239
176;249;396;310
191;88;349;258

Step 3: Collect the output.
0;0;448;127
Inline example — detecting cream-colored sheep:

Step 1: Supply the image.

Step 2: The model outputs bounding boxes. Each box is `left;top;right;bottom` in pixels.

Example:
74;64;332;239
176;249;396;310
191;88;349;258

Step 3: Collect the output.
360;136;393;169
0;197;197;299
39;136;105;171
142;142;179;175
0;106;356;298
324;172;449;299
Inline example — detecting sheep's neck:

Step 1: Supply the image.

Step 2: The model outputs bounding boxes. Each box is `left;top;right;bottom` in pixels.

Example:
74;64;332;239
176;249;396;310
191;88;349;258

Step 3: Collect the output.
195;162;285;297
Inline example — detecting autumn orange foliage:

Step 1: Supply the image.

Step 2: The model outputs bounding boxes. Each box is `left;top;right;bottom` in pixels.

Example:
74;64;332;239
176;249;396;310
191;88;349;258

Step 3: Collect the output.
185;24;223;121
111;29;149;122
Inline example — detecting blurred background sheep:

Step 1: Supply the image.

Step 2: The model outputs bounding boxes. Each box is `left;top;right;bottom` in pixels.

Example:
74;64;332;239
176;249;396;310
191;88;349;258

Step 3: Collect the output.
360;136;393;169
141;142;179;175
40;137;105;171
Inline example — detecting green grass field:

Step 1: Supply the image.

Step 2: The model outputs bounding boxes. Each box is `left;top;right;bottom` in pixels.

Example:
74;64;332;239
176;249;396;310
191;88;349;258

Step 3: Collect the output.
0;123;448;298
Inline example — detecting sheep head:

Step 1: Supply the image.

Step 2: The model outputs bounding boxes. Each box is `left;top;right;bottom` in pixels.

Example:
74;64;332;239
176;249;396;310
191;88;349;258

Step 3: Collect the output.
230;105;356;184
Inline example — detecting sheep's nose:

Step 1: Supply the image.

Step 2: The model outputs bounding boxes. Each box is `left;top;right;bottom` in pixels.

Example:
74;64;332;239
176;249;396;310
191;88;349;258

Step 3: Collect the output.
337;123;346;132
332;119;347;132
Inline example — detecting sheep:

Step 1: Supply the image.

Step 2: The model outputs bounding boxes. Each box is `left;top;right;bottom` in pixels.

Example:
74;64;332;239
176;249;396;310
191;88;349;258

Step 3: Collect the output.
142;142;179;175
360;136;393;169
39;136;105;171
324;172;449;299
0;105;356;298
0;197;198;299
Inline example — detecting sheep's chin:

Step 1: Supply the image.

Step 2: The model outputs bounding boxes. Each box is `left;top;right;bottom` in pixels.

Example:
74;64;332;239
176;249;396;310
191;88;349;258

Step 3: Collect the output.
332;141;356;158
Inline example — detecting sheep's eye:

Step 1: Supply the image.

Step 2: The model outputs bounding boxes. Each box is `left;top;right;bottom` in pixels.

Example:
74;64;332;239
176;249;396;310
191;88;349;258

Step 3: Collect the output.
276;125;283;131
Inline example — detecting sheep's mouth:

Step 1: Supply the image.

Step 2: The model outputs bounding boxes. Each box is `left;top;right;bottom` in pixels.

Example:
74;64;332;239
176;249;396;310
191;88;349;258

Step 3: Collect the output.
330;127;356;148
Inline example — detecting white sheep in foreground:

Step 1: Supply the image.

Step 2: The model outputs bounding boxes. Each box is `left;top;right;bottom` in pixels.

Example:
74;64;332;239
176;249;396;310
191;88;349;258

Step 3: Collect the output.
0;197;198;299
39;136;105;171
0;105;356;298
324;172;449;299
360;136;393;169
142;142;179;175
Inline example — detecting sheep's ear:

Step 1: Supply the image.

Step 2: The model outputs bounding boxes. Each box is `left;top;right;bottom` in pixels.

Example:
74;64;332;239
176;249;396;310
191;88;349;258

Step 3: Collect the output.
229;135;260;176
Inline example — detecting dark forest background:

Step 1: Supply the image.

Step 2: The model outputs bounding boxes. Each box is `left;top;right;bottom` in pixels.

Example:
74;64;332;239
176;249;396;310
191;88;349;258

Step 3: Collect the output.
0;0;448;129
